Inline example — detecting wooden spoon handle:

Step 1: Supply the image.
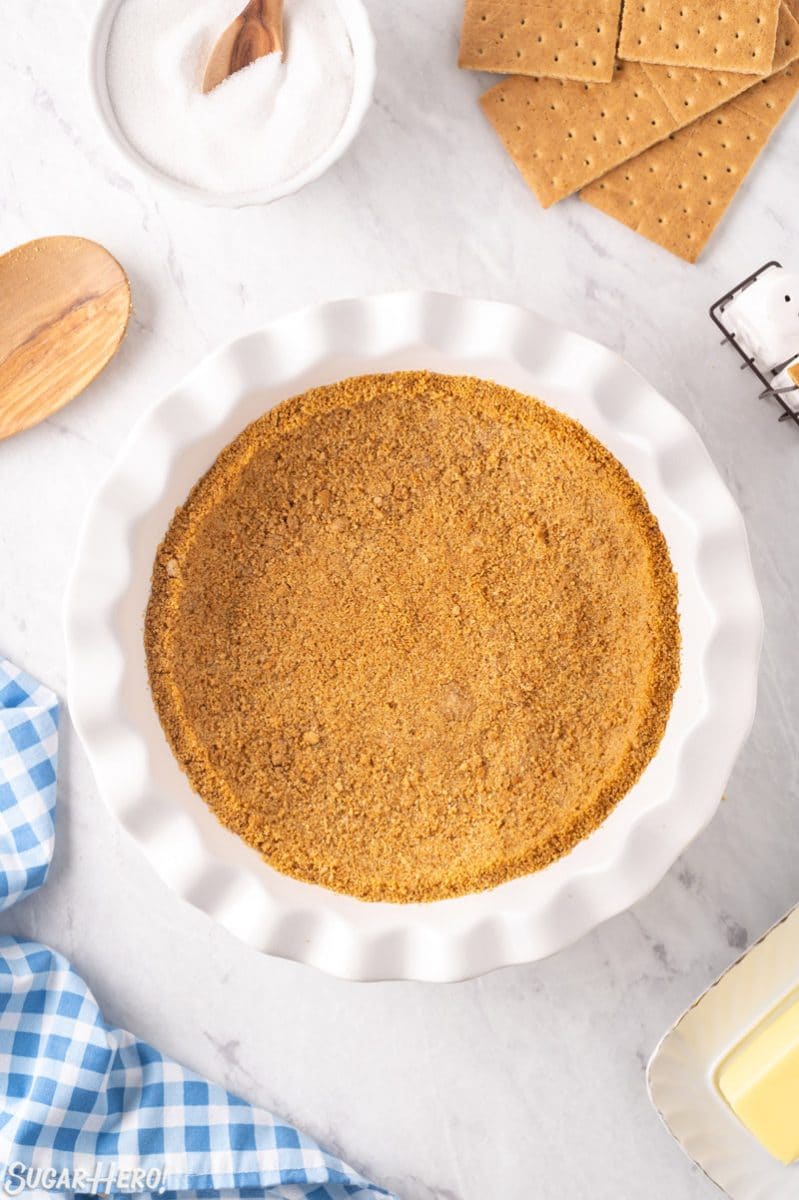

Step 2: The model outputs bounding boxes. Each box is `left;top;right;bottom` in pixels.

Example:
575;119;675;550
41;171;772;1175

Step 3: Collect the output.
203;0;285;92
232;0;284;70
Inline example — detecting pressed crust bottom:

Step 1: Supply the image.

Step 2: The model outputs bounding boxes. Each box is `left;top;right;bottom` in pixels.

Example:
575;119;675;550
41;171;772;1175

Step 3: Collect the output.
145;371;680;903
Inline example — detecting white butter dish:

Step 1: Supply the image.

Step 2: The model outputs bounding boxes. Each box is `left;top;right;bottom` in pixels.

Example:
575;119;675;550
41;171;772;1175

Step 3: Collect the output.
648;904;799;1200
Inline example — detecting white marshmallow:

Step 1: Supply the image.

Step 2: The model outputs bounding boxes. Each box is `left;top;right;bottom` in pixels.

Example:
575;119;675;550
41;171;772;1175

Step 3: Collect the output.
768;357;799;399
725;270;799;370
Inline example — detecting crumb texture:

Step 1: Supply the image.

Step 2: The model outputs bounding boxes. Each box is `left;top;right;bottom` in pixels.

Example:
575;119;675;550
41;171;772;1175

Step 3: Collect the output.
145;371;680;903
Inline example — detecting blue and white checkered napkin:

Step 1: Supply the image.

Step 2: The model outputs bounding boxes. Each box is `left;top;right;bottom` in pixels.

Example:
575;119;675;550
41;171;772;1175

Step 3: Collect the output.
0;659;395;1200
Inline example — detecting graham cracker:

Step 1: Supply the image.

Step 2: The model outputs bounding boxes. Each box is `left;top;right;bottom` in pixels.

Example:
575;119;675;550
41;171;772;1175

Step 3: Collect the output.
479;0;799;206
580;63;799;261
459;0;623;83
481;62;677;208
618;0;781;76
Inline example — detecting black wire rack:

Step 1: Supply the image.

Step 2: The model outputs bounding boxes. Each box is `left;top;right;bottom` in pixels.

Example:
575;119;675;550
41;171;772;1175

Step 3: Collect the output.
709;260;799;429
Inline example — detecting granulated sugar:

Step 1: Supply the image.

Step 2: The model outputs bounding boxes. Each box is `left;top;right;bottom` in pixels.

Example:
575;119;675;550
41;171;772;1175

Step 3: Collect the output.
105;0;355;196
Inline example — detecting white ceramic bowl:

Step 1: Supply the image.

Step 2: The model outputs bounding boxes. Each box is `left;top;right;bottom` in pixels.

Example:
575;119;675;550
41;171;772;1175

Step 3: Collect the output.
88;0;376;207
64;293;763;982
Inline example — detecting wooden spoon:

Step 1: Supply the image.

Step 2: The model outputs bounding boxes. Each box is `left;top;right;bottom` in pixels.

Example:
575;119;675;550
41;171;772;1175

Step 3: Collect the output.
203;0;285;94
0;236;131;441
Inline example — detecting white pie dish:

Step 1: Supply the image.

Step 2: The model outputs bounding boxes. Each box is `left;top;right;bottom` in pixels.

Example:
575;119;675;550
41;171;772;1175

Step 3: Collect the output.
64;292;763;982
88;0;375;208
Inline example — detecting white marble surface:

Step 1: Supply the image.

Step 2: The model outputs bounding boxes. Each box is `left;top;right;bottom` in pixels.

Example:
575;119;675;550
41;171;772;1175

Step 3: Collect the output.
2;2;799;1197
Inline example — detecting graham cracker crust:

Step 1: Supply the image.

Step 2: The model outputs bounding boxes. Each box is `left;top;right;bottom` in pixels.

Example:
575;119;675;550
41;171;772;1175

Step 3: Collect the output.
145;371;680;903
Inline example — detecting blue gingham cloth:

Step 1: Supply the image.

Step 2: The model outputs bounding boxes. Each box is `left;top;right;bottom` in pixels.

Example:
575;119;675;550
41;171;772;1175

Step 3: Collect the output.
0;659;395;1199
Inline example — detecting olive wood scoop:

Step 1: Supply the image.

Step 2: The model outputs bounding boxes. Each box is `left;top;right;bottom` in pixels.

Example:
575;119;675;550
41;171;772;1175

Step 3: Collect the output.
203;0;285;94
0;237;131;441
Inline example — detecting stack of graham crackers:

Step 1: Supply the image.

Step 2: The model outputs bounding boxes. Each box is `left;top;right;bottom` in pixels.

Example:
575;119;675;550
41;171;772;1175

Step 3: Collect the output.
459;0;799;262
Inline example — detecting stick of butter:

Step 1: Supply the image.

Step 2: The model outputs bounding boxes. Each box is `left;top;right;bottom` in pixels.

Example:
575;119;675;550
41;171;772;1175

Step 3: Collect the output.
717;992;799;1164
